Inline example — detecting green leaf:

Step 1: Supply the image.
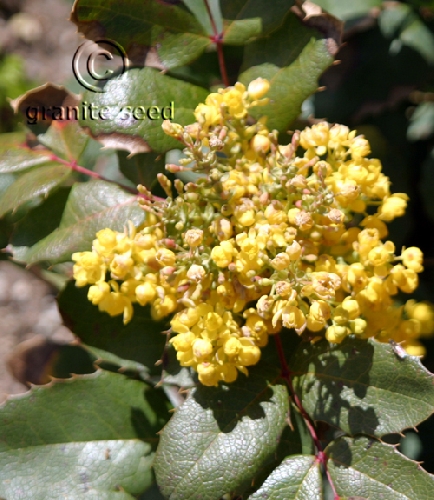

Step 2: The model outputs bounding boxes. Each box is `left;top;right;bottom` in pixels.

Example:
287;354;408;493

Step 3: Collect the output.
38;120;91;163
221;0;296;44
248;455;321;500
313;0;381;21
0;133;52;174
83;344;151;380
9;187;70;262
400;17;434;65
118;151;166;189
242;12;320;70
291;337;434;437
24;180;144;264
239;9;342;132
0;370;169;499
379;2;411;38
408;102;434;140
327;436;434;499
58;281;168;376
80;68;208;155
49;344;97;379
0;163;71;218
153;366;289;499
71;0;210;69
379;3;434;64
183;0;222;35
0;172;17;198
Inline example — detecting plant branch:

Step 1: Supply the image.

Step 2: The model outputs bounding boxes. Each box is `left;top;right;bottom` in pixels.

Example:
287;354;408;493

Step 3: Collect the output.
204;0;230;87
274;333;340;500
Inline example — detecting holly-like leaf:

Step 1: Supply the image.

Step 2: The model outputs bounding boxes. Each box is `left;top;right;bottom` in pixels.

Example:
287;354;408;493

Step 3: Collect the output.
80;68;208;155
71;0;210;69
58;281;168;376
327;436;434;499
291;337;434;437
0;370;170;500
248;455;321;500
239;6;342;132
153;366;289;500
9;187;70;262
0;133;52;174
221;0;295;45
83;345;150;378
0;163;71;218
10;83;80;130
24;180;144;264
38;120;91;163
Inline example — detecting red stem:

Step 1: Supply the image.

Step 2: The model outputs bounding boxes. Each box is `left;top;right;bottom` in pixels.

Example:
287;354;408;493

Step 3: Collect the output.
47;153;164;201
274;333;340;500
203;0;230;87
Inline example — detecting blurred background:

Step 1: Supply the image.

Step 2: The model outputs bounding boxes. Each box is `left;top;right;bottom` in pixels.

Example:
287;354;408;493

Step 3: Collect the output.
1;0;434;476
0;0;79;401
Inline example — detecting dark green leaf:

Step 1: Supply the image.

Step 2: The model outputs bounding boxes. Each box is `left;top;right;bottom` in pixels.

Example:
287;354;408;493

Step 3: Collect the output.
24;180;144;264
240;9;342;132
154;366;289;499
9;187;70;262
118;151;165;189
83;344;150;380
0;370;169;499
291;337;434;437
221;0;295;44
50;344;97;379
80;68;208;155
71;0;210;69
241;12;319;70
58;281;168;376
327;436;434;499
248;455;321;500
0;163;71;218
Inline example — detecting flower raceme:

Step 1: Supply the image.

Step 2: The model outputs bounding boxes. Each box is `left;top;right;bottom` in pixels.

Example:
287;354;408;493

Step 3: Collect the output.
72;79;432;386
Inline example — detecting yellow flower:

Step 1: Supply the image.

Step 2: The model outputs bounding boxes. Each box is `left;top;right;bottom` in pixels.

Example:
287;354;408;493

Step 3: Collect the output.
378;194;408;221
248;78;270;100
184;228;203;247
211;240;236;267
73;83;431;384
72;252;105;286
326;325;349;343
401;247;424;273
406;301;434;337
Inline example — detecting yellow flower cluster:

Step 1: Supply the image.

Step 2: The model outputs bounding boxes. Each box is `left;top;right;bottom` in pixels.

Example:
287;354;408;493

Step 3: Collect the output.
72;78;433;385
